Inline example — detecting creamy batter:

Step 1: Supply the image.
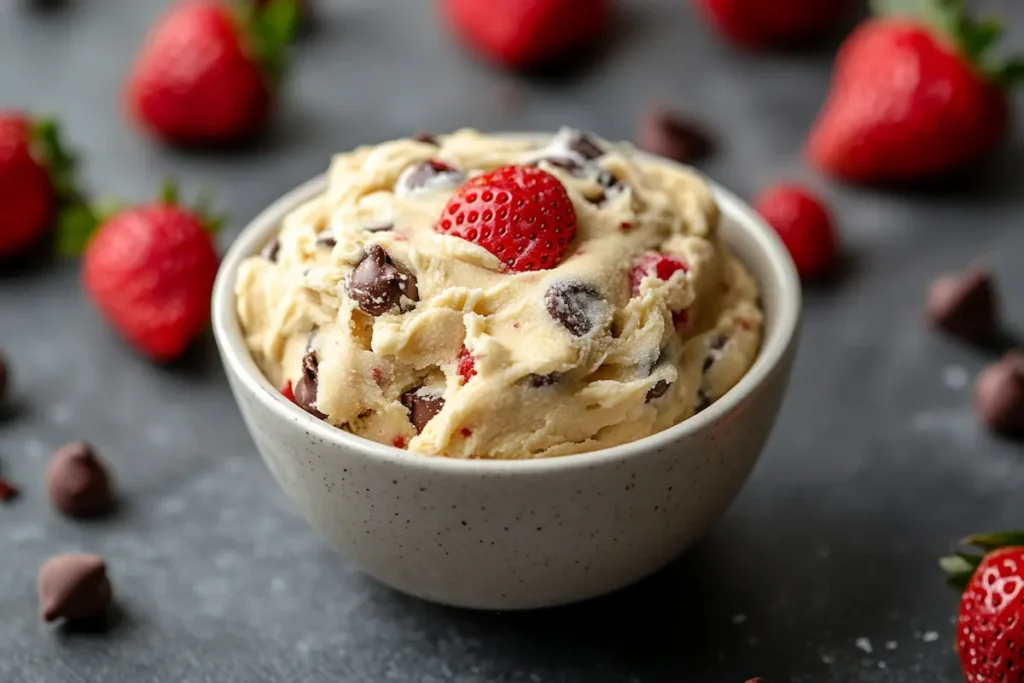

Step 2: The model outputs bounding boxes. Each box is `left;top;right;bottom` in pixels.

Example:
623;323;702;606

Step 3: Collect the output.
236;129;762;459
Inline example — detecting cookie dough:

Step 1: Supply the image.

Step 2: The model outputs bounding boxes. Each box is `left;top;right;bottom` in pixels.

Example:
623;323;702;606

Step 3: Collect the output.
236;129;763;459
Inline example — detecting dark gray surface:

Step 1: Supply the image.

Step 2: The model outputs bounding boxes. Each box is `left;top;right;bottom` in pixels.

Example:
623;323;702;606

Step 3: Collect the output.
2;1;1023;681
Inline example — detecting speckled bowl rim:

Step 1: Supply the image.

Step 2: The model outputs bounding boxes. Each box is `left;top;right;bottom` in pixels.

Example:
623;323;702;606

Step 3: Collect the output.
212;137;802;474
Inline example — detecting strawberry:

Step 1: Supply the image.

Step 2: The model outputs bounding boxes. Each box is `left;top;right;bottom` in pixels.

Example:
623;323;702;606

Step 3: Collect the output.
78;185;221;362
694;0;850;49
941;531;1024;683
630;253;688;296
0;114;81;258
754;184;838;280
125;0;299;146
435;165;577;272
441;0;609;69
807;0;1024;184
458;346;477;384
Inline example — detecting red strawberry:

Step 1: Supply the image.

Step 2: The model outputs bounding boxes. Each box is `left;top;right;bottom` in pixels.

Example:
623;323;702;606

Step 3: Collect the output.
435;165;577;272
125;0;299;146
694;0;849;49
807;0;1022;183
281;380;296;402
941;531;1024;683
441;0;609;69
754;184;838;280
630;253;688;296
457;346;477;384
0;114;81;258
80;185;221;362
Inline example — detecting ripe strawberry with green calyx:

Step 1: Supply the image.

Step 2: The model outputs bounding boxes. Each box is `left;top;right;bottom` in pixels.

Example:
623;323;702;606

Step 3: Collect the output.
0;114;84;259
940;531;1024;683
68;183;223;362
125;0;301;146
807;0;1024;184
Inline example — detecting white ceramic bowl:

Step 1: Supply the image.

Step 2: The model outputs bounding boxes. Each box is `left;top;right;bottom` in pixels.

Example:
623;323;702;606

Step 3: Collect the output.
211;147;801;610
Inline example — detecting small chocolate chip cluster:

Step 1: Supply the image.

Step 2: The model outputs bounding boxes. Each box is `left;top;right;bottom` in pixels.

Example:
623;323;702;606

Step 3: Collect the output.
530;128;627;206
925;266;1024;436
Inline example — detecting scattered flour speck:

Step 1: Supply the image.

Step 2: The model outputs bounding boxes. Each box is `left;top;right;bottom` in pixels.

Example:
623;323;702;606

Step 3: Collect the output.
886;641;898;650
732;613;748;625
855;637;873;654
821;654;836;665
923;631;939;643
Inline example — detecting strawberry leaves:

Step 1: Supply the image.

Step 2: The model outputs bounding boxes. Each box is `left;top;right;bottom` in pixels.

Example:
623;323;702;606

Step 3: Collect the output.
238;0;301;86
940;530;1024;592
871;0;1024;87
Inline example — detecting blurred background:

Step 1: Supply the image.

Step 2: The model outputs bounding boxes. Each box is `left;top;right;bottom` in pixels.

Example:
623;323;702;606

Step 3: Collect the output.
1;1;1023;682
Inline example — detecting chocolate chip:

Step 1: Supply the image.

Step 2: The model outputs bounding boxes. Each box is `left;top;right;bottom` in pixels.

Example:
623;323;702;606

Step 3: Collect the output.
349;244;419;316
394;160;465;196
261;238;280;263
636;104;714;165
38;554;113;623
566;130;605;160
974;353;1024;436
401;388;445;434
294;352;327;419
926;267;999;345
0;477;19;502
542;157;586;175
702;355;714;373
316;234;337;248
45;442;115;518
0;351;8;403
646;380;671;402
545;282;606;337
694;390;711;414
708;333;728;350
527;373;559;388
412;131;439;145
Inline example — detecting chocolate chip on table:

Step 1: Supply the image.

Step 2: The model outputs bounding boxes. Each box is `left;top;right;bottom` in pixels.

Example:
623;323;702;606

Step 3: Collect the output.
260;238;280;263
348;244;419;316
565;130;605;161
294;352;327;419
646;379;671;402
636;104;714;165
38;553;113;623
394;159;465;196
401;388;445;434
926;267;999;345
46;442;115;518
545;282;606;337
527;373;559;388
0;477;19;502
974;352;1024;436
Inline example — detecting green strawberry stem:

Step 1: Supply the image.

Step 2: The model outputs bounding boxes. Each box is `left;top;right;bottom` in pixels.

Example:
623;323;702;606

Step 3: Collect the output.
237;0;301;86
871;0;1024;87
57;182;225;256
940;530;1024;592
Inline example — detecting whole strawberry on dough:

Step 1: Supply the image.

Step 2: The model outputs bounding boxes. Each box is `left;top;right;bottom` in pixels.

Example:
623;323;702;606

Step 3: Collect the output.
942;532;1024;683
78;185;221;362
694;0;851;49
0;114;80;259
808;0;1023;184
125;0;299;146
441;0;609;69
